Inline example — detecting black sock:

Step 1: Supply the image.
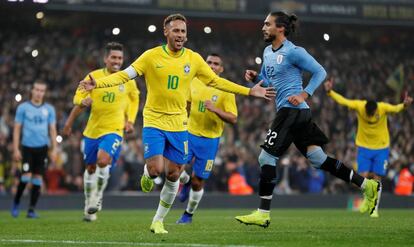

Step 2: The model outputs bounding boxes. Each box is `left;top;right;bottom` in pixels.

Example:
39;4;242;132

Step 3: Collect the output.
14;181;27;205
320;156;364;188
184;210;193;216
258;165;277;211
29;185;41;210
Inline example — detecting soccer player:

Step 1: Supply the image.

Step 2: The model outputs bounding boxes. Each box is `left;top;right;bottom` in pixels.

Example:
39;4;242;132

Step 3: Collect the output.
64;42;139;221
324;77;412;217
11;80;57;218
235;12;381;227
176;53;238;224
80;14;275;234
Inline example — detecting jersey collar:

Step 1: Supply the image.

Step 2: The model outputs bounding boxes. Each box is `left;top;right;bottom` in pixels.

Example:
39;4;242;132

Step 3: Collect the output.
162;44;185;58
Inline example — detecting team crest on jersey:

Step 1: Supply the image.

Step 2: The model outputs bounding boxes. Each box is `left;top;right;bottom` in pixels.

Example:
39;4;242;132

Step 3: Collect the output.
212;95;218;102
184;64;191;74
276;54;284;64
42;108;49;116
119;84;125;92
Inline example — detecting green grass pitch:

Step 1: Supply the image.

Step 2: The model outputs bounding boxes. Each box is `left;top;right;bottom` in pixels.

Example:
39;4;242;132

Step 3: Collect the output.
0;209;413;246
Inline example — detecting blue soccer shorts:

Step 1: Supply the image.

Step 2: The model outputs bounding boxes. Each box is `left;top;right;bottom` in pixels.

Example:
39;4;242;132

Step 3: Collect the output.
83;133;122;166
357;146;389;176
142;127;188;165
187;133;220;179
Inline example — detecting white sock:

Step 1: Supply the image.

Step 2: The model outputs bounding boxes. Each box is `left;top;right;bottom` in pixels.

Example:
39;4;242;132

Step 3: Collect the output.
360;178;367;190
153;179;179;223
83;169;97;211
186;189;204;214
143;164;151;178
180;170;190;184
96;165;110;199
374;183;382;212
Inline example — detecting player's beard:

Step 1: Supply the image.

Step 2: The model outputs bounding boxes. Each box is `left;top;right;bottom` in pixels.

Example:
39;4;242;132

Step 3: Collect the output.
264;34;276;42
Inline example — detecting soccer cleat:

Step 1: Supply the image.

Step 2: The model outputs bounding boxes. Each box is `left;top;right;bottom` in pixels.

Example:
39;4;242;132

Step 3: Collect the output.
150;221;168;234
178;182;191;202
140;175;154;193
370;210;379;218
11;203;19;218
362;179;381;215
83;213;97;222
27;210;39;219
359;198;369;214
176;211;193;224
235;210;270;228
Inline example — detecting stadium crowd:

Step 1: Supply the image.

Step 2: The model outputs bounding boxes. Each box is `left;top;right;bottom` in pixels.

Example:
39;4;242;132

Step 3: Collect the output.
0;18;413;196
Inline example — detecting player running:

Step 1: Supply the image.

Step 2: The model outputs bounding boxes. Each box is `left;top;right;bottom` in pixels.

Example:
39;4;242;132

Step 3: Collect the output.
176;53;238;224
324;77;412;217
235;12;381;228
80;14;275;234
64;42;139;221
11;80;57;218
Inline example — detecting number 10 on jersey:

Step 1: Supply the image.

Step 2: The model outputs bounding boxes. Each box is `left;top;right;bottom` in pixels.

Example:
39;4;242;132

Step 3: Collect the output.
167;75;179;89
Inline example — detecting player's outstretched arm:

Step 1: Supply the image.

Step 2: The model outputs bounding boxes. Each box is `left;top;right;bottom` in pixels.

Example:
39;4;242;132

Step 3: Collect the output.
324;77;360;110
382;92;413;114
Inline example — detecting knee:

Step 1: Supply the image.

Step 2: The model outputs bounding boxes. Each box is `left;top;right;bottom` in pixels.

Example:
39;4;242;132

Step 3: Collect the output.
97;156;111;168
87;165;97;174
166;169;181;182
147;164;162;177
21;174;32;183
191;176;204;191
306;146;327;169
258;149;278;167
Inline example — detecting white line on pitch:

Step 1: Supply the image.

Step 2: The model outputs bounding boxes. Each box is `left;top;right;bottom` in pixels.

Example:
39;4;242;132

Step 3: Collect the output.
0;239;261;247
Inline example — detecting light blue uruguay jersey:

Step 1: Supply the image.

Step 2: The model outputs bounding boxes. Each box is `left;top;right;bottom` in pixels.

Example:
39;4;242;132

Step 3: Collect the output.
15;101;56;148
257;39;327;111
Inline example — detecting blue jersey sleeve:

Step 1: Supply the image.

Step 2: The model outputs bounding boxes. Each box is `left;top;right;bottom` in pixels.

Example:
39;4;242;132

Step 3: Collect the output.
48;105;56;125
290;47;327;96
15;104;25;124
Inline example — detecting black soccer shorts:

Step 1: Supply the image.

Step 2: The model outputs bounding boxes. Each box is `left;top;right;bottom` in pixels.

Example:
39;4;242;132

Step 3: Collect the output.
21;145;49;175
260;108;329;157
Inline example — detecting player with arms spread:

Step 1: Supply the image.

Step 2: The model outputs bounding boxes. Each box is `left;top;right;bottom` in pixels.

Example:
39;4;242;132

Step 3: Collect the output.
324;77;412;217
80;14;275;233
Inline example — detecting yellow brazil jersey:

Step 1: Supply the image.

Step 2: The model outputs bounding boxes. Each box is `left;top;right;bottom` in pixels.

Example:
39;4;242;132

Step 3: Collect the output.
94;45;250;132
73;68;139;139
188;78;237;138
328;90;404;149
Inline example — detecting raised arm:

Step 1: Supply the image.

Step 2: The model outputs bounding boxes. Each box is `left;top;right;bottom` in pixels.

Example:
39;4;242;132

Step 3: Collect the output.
381;93;412;113
81;51;149;90
195;53;275;100
324;77;361;110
